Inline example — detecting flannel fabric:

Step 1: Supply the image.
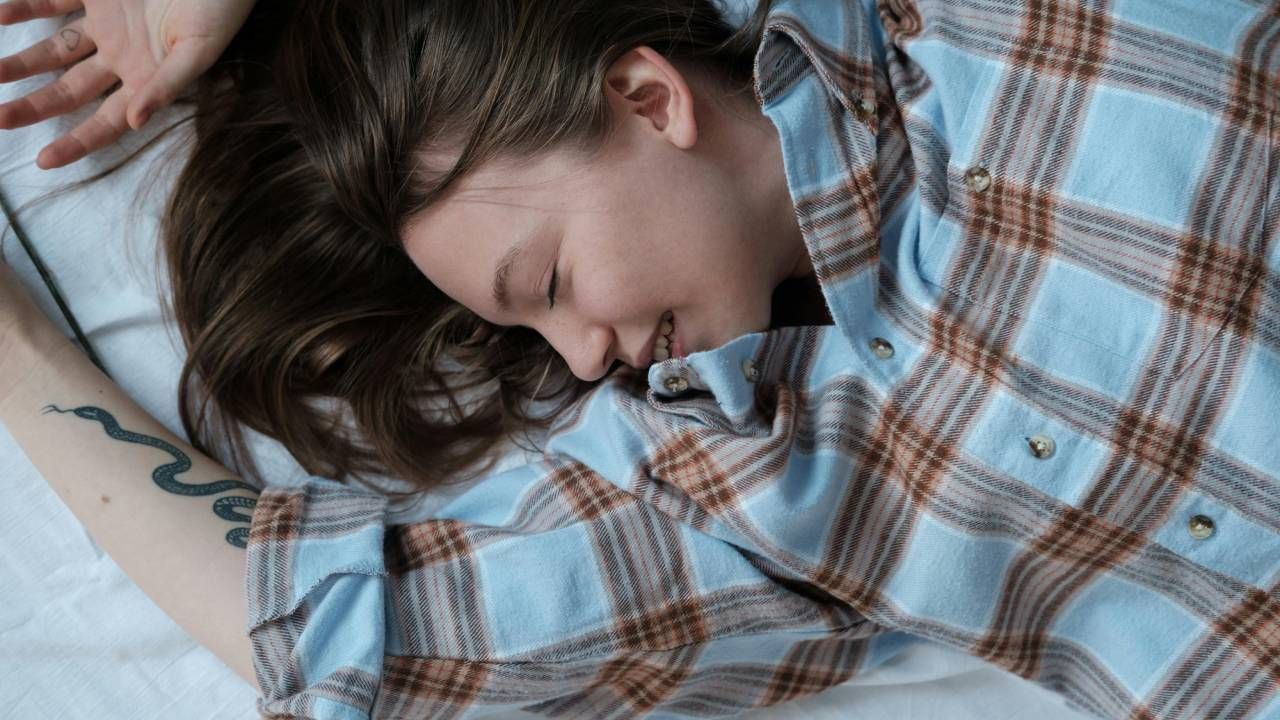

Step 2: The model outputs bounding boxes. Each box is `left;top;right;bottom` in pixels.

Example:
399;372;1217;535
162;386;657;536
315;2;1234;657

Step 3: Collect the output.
245;0;1280;717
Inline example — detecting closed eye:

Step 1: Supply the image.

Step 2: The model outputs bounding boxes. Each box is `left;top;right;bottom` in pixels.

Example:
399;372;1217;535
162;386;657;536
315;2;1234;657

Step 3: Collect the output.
546;264;559;310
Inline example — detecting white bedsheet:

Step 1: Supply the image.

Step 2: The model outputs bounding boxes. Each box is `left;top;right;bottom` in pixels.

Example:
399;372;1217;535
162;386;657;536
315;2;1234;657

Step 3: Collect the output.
0;14;1088;720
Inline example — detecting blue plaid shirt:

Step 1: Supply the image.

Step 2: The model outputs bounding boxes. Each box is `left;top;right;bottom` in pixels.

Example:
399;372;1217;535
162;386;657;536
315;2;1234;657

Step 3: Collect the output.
245;1;1280;717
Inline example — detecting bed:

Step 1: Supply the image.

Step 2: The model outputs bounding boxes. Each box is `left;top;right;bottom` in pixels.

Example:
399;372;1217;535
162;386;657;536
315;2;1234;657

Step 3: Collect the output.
0;11;1089;720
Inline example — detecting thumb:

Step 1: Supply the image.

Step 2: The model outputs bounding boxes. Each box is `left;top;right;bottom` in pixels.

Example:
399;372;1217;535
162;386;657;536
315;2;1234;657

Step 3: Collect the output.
126;38;216;130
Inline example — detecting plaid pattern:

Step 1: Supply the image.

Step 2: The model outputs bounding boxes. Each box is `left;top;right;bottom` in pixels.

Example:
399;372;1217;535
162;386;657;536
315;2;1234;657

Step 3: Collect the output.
245;0;1280;717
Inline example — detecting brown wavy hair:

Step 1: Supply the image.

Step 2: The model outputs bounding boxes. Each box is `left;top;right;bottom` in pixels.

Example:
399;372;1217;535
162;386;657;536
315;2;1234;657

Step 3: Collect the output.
10;0;778;506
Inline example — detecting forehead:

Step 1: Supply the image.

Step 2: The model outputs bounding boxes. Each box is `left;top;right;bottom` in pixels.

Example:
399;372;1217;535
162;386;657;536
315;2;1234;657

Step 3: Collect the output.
410;152;582;237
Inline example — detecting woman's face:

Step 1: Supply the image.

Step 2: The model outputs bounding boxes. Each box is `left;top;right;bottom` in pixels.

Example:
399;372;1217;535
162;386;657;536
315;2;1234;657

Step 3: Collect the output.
402;46;811;382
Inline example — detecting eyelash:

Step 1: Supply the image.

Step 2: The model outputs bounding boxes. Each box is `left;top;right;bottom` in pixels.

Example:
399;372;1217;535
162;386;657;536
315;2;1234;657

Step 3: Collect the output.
546;263;559;310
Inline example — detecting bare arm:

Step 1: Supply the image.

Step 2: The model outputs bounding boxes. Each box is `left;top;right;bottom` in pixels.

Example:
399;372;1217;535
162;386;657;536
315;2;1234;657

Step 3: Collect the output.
0;323;261;693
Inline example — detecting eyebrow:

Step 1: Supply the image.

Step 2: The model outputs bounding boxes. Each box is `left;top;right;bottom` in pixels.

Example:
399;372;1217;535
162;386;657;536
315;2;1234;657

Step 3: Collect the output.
488;229;529;311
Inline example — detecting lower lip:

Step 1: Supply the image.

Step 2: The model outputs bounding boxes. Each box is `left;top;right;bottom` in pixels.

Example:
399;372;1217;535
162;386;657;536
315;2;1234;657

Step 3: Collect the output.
671;329;686;358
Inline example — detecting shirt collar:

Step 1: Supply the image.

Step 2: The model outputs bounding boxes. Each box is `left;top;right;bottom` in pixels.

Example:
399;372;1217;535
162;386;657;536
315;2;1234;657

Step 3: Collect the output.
751;0;884;121
648;0;885;410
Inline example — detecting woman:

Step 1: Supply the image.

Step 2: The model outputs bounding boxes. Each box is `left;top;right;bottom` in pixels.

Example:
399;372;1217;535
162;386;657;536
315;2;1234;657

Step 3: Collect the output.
2;0;830;503
2;0;1278;718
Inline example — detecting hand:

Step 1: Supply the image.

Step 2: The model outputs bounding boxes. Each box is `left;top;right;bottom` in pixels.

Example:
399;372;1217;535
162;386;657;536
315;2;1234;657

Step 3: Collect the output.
0;0;256;170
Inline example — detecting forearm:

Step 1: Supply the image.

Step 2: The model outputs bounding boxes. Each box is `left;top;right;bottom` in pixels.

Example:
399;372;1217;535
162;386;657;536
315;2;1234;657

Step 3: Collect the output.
0;326;261;692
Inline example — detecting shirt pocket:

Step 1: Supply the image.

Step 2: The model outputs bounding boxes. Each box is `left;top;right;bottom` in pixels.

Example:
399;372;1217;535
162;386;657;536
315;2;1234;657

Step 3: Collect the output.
916;104;1275;396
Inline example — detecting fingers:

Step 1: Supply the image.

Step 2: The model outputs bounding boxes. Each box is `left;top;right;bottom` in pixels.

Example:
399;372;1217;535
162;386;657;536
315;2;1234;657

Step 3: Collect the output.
0;0;83;24
0;51;116;129
35;80;131;169
127;37;212;130
0;16;95;83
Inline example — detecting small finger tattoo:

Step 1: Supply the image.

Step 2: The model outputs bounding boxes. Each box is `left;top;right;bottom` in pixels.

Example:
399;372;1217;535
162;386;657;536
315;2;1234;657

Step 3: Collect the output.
60;28;81;52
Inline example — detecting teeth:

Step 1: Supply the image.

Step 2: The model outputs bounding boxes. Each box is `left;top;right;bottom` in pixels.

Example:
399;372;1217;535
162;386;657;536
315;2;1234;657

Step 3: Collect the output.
653;310;676;363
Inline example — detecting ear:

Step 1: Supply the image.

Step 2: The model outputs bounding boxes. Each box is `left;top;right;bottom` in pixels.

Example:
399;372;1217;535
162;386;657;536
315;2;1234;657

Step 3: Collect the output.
604;45;698;150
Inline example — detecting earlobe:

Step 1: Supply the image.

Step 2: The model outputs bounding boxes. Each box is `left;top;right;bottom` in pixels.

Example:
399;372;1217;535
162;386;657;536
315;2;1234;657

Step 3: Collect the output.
605;46;698;150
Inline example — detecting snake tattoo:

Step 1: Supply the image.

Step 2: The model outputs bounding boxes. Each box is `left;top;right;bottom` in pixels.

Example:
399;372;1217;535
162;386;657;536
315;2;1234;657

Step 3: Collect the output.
41;404;259;549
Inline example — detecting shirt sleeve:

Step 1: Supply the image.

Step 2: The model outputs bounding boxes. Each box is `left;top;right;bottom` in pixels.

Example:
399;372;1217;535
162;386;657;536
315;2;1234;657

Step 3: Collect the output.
243;419;913;719
245;480;389;718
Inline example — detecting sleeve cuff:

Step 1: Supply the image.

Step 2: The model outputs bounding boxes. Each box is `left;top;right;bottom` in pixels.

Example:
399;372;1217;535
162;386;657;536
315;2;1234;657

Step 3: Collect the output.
245;478;389;719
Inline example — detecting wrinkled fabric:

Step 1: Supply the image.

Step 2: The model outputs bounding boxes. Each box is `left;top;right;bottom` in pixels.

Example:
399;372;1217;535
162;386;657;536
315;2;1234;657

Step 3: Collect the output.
245;0;1280;717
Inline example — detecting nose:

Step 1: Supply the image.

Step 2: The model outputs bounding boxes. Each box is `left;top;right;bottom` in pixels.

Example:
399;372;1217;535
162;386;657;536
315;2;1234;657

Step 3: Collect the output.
548;321;615;382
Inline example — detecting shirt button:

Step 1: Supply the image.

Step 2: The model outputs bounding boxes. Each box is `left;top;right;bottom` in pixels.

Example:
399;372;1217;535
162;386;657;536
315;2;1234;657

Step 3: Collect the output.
663;376;689;394
741;359;760;383
869;337;895;359
1188;515;1215;540
965;165;992;193
854;95;876;122
1027;434;1056;460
